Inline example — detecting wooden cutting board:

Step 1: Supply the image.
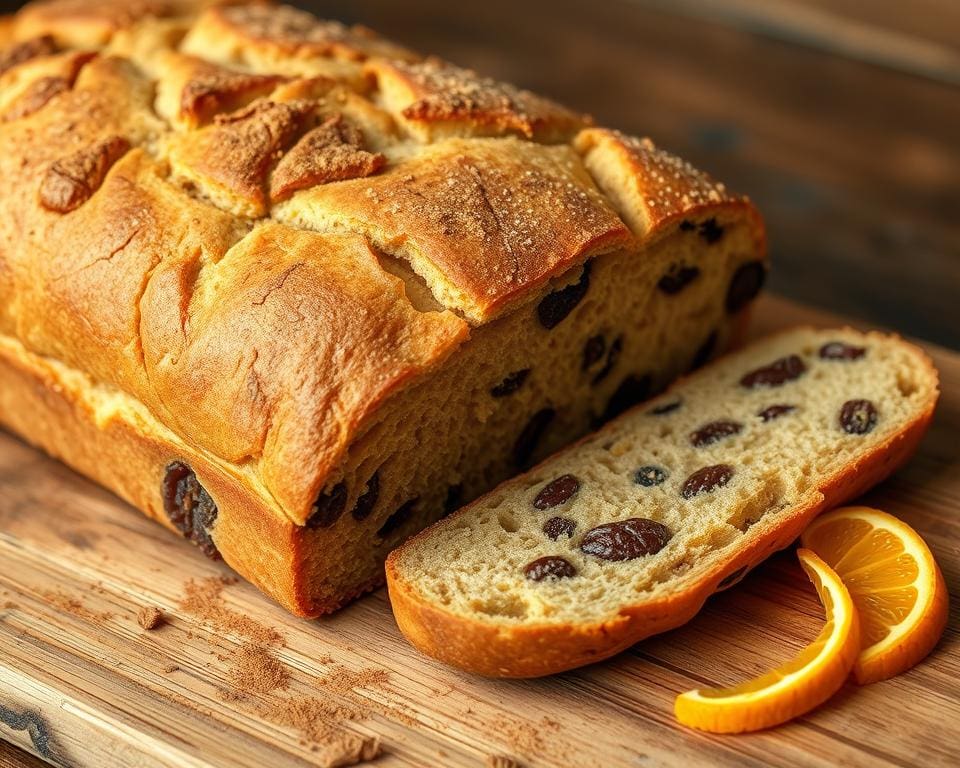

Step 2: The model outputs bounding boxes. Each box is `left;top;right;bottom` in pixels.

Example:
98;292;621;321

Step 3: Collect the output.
1;295;957;768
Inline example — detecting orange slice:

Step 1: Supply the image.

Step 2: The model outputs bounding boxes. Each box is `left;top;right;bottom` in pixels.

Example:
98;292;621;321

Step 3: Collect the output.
801;505;948;684
675;550;859;733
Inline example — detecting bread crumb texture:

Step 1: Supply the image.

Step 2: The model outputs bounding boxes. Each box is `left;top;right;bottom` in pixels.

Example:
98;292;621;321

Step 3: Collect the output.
136;604;164;629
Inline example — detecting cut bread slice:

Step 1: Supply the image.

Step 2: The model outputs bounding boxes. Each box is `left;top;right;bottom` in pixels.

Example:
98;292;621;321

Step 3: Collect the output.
386;327;939;677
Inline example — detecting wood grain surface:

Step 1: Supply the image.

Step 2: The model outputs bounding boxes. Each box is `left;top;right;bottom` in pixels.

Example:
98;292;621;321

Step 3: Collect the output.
0;295;957;768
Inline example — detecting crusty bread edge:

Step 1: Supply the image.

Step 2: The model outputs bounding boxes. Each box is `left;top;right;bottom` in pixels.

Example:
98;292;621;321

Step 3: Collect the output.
385;328;940;677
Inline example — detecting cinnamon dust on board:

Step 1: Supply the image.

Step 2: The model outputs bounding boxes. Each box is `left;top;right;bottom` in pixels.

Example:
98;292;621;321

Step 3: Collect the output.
225;643;290;696
179;576;283;647
177;575;398;763
41;589;113;621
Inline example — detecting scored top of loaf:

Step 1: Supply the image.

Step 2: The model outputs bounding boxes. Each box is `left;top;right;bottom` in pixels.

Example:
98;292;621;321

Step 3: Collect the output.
0;0;763;524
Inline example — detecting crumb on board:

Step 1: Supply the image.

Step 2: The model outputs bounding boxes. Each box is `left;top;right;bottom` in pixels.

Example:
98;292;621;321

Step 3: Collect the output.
137;605;164;630
162;663;180;674
320;732;381;767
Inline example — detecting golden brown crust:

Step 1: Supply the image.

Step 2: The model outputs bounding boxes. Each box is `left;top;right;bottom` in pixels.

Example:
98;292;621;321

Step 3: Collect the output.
196;4;416;64
368;57;588;142
386;329;939;677
269;114;385;202
575;128;761;239
38;133;131;212
0;34;57;75
167;98;315;215
0;48;96;121
140;221;469;519
13;0;200;47
176;57;288;127
283;137;632;322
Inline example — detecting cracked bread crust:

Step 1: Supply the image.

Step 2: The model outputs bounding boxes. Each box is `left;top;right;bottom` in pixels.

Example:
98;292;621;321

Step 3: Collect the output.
0;1;766;614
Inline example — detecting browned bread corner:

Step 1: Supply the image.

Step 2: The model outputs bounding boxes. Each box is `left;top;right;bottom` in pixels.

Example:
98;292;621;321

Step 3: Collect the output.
0;0;766;614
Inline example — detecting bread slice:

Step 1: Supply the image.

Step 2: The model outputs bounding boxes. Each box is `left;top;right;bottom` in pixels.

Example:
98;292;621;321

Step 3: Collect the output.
386;327;939;677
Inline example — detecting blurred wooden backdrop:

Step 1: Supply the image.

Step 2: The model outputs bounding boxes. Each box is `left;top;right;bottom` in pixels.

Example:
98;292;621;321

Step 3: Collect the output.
303;0;960;349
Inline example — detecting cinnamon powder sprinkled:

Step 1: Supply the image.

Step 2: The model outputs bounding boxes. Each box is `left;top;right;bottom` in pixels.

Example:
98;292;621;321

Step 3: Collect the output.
179;576;283;647
177;576;398;759
226;644;290;696
42;590;113;621
486;714;563;758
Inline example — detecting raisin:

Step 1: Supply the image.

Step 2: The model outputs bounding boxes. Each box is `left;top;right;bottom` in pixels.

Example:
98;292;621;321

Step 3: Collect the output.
692;330;717;370
162;461;219;559
658;264;700;294
306;481;347;529
699;217;724;244
537;262;591;330
582;334;606;370
649;400;681;416
603;374;651;421
840;399;877;435
533;474;581;509
491;368;530;397
634;466;668;487
580;518;672;561
592;335;623;385
681;464;734;499
377;498;418;538
543;516;577;540
350;472;380;521
690;420;743;448
524;556;577;581
740;355;806;388
444;483;464;515
726;260;766;313
758;404;795;422
820;342;866;361
679;219;696;232
514;408;555;469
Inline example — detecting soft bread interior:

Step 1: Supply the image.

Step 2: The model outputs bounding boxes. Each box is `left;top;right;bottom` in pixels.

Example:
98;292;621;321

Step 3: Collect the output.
391;328;937;626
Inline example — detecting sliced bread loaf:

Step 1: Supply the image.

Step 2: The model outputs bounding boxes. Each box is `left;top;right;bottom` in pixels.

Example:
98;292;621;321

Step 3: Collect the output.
386;327;939;677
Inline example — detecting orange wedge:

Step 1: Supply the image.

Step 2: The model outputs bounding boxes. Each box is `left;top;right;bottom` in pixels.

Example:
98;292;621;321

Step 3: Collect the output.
801;506;948;684
675;550;859;733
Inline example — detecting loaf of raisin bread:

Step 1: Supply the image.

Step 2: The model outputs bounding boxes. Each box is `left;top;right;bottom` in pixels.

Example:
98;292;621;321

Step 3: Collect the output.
0;1;765;614
387;328;939;676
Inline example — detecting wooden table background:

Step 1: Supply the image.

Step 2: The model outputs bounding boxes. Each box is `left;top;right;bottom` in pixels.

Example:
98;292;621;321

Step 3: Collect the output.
1;0;959;766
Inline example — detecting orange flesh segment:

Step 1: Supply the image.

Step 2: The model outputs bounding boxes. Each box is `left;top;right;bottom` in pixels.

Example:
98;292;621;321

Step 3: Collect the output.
674;550;860;733
800;506;949;685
